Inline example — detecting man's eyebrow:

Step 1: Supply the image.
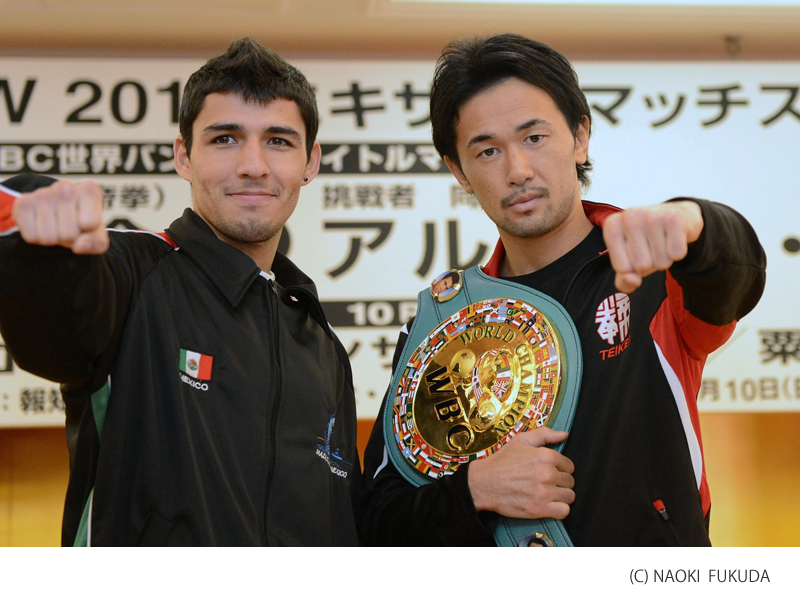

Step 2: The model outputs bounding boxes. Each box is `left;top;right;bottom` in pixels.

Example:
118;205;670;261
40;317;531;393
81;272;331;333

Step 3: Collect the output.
466;133;494;148
202;123;243;134
465;119;549;148
200;124;302;140
264;125;302;139
516;118;547;133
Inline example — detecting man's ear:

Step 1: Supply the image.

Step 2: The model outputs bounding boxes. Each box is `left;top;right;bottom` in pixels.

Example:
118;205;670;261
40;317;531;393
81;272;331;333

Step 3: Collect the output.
443;155;474;195
301;141;322;186
174;137;192;183
574;116;590;165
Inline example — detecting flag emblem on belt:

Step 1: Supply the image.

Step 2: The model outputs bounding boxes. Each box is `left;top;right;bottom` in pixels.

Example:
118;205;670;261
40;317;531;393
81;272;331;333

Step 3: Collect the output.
179;348;213;380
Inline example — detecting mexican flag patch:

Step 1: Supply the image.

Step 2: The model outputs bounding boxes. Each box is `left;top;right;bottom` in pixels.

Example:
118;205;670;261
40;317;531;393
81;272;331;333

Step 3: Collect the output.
179;348;213;380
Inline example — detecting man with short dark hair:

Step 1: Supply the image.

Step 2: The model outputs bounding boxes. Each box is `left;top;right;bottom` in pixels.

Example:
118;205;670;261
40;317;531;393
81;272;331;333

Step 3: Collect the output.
361;34;765;546
431;272;457;297
0;38;360;546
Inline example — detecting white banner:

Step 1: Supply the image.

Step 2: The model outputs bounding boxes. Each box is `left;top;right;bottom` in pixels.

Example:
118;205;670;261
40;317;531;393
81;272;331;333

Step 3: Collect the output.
0;57;797;425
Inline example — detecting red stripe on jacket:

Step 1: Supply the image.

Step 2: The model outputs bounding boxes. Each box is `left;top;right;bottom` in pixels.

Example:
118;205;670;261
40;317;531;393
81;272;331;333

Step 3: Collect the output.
650;272;735;516
155;232;178;248
0;185;19;233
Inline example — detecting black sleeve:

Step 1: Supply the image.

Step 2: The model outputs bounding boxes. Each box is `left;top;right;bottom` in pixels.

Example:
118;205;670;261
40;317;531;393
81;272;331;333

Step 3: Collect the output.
0;174;158;387
668;198;766;326
359;321;496;546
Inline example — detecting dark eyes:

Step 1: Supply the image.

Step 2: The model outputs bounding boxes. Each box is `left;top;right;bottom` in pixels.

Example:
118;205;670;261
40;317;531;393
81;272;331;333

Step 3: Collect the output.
211;136;293;147
478;135;543;158
268;137;291;147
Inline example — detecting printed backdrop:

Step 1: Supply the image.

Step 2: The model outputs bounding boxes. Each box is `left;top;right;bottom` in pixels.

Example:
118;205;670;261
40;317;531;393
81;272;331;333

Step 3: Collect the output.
0;57;798;426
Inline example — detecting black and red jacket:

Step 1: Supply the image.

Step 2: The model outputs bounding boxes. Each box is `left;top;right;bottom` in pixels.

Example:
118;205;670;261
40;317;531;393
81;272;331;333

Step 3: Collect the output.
360;198;765;546
0;174;361;546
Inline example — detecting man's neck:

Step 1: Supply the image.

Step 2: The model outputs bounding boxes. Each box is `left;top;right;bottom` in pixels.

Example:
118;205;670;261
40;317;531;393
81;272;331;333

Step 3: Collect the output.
498;206;594;277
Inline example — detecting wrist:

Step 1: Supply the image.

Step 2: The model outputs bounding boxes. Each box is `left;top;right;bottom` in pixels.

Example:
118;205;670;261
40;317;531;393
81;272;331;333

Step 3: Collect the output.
466;459;492;513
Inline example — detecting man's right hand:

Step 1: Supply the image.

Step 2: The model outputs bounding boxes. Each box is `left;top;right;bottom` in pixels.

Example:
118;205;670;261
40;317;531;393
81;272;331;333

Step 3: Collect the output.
467;427;575;520
11;180;109;254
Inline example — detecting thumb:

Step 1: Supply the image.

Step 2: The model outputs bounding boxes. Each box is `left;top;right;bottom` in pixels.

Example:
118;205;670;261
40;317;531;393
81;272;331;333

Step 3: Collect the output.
516;427;569;448
71;228;109;255
615;271;641;293
70;180;108;254
75;180;105;233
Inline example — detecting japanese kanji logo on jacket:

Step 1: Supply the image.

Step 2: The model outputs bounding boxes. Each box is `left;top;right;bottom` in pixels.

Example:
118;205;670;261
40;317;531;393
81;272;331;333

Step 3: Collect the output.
595;293;631;360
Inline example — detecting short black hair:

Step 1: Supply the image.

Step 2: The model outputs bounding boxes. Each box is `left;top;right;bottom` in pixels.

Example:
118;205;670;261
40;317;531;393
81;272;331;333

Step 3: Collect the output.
179;37;318;159
430;33;593;188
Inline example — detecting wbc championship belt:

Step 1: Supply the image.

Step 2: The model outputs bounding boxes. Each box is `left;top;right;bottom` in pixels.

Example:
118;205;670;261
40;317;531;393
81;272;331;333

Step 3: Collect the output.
383;265;582;547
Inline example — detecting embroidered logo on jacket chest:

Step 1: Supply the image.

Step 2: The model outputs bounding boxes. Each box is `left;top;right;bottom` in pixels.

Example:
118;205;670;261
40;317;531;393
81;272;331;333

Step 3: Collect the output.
178;348;214;391
316;412;352;479
595;293;631;360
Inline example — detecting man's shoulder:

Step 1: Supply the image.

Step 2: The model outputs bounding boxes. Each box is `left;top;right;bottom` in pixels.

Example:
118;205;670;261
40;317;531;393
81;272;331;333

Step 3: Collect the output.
104;227;179;272
2;173;57;194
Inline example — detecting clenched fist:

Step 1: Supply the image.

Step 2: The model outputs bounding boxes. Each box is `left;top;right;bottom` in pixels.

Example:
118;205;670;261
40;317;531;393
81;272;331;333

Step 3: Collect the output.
602;201;704;293
11;180;109;255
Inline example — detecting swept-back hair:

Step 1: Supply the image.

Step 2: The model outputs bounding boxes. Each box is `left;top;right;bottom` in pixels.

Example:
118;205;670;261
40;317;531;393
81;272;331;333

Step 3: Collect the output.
179;37;318;159
430;33;593;188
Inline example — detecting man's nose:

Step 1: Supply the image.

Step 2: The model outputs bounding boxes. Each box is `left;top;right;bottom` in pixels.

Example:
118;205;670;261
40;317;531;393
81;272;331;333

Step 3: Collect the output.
237;140;270;178
506;146;534;187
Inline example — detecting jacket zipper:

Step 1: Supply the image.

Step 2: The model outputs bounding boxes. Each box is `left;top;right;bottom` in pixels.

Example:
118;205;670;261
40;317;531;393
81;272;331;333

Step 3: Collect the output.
262;278;282;546
561;250;609;307
653;498;682;545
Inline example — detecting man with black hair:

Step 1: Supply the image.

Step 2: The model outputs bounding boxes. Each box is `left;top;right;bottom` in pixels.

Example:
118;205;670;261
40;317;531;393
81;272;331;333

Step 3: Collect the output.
361;34;766;546
0;38;360;546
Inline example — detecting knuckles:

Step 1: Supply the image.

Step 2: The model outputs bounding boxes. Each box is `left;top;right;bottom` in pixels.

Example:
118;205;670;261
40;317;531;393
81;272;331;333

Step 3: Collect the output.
12;181;103;248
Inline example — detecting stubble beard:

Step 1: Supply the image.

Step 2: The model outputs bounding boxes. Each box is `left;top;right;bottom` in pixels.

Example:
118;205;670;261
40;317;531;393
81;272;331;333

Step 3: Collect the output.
495;185;573;239
212;214;282;245
193;181;290;246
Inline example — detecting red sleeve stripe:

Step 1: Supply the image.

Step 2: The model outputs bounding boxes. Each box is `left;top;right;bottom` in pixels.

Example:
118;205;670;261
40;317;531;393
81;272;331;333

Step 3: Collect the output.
649;274;736;517
664;272;736;358
0;183;20;235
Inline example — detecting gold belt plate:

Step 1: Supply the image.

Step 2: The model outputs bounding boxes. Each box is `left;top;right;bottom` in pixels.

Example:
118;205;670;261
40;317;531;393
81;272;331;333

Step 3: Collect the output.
392;298;564;479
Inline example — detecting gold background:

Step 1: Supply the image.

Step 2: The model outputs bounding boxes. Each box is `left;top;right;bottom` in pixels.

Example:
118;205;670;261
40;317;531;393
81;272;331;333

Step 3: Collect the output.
2;414;799;546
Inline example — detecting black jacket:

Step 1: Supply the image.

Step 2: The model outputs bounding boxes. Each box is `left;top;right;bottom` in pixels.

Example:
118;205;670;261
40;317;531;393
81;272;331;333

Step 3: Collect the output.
0;174;360;546
361;198;766;546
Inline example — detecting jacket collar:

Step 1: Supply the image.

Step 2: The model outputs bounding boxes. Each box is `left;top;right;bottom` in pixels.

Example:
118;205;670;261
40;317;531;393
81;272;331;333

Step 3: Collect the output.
272;251;332;337
165;209;265;308
164;209;327;323
482;200;620;277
